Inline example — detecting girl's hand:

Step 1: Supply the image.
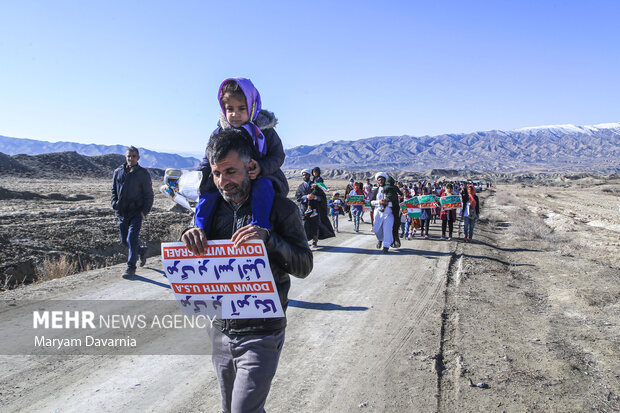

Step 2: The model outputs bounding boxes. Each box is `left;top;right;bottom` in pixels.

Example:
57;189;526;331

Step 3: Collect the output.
247;160;261;180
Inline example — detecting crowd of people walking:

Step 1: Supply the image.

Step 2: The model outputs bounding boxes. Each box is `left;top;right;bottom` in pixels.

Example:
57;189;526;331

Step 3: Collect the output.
311;172;485;252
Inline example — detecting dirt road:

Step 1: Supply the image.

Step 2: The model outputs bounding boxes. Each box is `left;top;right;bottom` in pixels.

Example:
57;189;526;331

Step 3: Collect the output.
1;185;619;412
1;206;451;412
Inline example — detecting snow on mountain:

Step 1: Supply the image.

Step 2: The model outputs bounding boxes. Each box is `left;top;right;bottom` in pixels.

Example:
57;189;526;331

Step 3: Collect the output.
515;123;620;135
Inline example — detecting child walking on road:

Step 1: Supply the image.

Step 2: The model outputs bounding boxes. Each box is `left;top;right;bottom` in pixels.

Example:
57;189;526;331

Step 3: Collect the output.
328;192;344;232
349;182;365;232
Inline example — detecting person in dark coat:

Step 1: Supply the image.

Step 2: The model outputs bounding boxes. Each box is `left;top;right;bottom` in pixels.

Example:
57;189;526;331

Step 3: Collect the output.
111;146;154;278
303;166;324;216
296;169;335;247
384;176;403;248
309;166;335;242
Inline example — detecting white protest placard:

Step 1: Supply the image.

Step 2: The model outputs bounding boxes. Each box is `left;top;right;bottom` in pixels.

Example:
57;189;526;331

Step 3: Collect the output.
161;240;284;319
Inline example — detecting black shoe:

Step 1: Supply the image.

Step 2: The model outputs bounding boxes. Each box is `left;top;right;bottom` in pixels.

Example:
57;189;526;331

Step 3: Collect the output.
122;268;136;279
139;251;146;267
312;239;318;247
376;241;382;249
383;247;389;253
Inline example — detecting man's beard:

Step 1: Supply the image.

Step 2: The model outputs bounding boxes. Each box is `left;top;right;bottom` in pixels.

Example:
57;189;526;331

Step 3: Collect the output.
218;175;251;203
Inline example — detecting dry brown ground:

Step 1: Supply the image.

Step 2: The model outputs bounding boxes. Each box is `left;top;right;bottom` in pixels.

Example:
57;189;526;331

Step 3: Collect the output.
0;174;618;412
0;177;192;287
438;178;620;412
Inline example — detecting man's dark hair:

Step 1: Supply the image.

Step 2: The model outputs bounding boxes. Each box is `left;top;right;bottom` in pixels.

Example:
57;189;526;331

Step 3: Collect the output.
126;146;139;156
207;129;255;165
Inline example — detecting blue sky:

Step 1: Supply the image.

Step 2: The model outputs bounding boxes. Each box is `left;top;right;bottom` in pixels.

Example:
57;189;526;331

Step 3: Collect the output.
1;0;619;158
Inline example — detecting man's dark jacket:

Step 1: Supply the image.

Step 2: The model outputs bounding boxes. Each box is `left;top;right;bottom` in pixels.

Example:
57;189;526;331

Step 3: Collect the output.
207;192;313;334
111;164;154;218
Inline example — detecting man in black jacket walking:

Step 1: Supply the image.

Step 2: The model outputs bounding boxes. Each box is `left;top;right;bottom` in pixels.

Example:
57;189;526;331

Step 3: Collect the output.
111;146;154;278
182;130;313;413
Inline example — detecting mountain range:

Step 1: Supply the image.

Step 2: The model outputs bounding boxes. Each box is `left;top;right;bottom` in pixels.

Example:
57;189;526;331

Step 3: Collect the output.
283;123;620;173
0;135;199;170
2;122;619;173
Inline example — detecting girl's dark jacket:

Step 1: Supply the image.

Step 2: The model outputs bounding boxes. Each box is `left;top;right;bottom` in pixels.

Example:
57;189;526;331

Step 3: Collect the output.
198;110;289;196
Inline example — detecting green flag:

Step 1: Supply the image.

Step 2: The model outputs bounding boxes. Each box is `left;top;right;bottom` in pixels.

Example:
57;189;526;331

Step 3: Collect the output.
400;197;422;218
440;195;462;210
418;195;439;208
312;182;330;193
346;195;364;205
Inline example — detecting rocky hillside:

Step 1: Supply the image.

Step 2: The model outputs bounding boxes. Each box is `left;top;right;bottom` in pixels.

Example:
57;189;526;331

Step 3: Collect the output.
283;123;620;173
0;151;163;179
